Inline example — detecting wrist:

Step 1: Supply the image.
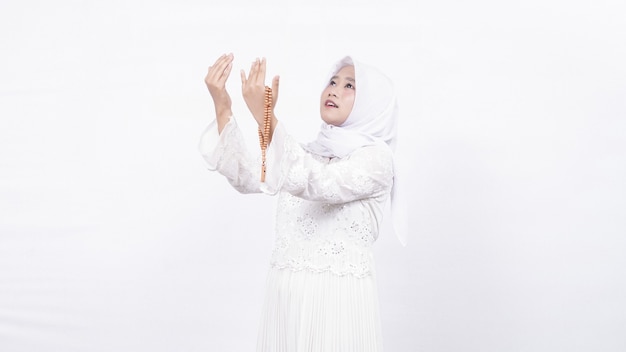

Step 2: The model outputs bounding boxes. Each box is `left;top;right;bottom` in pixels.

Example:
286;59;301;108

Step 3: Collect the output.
215;108;232;122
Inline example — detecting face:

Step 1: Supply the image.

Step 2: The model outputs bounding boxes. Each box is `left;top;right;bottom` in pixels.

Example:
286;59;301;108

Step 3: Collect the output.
320;65;356;126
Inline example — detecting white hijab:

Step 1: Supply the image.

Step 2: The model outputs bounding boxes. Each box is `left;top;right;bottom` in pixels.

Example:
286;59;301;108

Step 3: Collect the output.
305;56;399;157
305;56;408;246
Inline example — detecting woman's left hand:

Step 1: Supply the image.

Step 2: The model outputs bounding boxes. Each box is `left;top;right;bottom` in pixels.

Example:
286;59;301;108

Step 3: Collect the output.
240;57;279;126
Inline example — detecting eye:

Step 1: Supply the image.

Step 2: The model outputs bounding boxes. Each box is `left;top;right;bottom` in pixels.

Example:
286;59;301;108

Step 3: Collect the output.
345;83;354;89
329;80;336;86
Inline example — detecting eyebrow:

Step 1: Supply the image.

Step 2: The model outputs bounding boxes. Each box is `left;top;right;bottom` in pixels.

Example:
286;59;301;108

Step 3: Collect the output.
331;75;356;82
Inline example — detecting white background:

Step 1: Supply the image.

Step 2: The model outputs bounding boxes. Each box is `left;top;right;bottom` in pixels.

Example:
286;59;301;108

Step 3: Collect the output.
1;0;625;351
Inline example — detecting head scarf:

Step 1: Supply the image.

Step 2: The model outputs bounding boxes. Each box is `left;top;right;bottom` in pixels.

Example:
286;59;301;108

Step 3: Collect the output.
305;56;407;246
305;56;399;157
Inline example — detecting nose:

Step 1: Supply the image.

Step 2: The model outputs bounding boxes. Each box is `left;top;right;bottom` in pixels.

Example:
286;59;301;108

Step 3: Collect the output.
328;90;337;98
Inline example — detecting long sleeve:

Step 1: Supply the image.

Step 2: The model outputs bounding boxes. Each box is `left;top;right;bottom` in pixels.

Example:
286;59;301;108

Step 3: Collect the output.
198;117;262;194
262;122;394;204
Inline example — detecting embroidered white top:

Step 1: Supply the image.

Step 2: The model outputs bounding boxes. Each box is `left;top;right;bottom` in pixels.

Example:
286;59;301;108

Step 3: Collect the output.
199;117;394;278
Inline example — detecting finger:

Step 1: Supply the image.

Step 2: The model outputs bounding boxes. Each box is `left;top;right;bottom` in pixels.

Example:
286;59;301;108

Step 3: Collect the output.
220;54;234;77
211;65;231;88
247;59;257;84
272;75;280;106
258;57;267;85
210;53;225;69
220;61;233;82
254;57;263;85
209;54;226;73
240;69;246;86
208;53;232;79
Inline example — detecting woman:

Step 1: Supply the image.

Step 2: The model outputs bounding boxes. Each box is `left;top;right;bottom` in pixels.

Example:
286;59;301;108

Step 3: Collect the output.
200;53;399;352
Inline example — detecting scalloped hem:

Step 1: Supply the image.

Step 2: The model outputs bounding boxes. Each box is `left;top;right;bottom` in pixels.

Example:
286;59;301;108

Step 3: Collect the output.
269;261;373;279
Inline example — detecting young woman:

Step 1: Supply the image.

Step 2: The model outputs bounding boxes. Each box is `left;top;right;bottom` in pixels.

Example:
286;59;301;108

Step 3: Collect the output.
200;53;400;352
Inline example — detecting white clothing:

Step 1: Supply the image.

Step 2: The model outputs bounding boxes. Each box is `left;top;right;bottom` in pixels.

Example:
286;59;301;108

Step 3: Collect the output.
304;56;406;246
199;117;393;352
305;56;399;158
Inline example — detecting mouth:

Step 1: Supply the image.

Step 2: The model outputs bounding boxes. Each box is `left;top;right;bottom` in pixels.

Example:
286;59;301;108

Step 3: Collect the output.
325;99;338;108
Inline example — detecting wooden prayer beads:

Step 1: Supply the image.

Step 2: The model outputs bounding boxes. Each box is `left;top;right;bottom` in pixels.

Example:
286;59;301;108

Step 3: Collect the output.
258;86;272;182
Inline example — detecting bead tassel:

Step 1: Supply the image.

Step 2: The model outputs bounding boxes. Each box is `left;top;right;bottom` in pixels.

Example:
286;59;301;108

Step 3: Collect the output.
259;86;272;182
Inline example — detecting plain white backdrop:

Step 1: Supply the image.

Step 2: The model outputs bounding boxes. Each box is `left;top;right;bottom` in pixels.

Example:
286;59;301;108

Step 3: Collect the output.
1;0;625;351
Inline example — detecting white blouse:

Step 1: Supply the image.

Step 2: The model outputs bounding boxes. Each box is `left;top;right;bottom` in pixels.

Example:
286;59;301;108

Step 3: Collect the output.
199;117;394;278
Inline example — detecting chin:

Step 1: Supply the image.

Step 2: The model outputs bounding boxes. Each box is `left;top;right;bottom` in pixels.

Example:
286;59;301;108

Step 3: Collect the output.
321;112;345;127
321;116;337;126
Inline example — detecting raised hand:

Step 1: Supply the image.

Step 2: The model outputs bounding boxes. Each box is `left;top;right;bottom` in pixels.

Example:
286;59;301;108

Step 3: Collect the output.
240;57;280;126
205;53;234;132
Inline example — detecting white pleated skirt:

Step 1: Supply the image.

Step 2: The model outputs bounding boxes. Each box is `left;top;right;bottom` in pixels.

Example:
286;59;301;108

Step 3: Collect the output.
256;267;384;352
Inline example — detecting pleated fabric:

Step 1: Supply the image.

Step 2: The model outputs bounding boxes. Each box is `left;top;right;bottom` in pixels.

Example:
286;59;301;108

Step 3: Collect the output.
256;267;383;352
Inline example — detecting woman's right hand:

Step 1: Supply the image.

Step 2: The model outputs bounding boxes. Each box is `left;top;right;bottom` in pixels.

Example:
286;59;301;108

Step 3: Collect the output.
205;53;234;129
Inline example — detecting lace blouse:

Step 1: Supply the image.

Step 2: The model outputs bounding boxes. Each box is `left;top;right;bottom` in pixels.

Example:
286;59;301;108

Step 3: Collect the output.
199;118;393;278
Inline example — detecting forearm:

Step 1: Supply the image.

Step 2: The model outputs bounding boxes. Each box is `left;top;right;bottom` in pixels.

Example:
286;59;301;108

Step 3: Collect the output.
214;105;232;135
205;53;234;135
